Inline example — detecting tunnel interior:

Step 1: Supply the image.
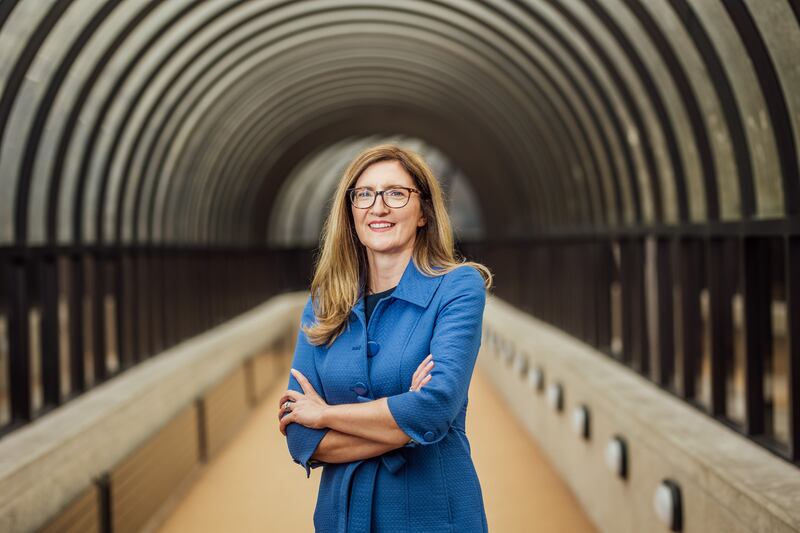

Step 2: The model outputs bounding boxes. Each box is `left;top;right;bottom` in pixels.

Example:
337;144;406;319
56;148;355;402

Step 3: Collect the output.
0;0;798;492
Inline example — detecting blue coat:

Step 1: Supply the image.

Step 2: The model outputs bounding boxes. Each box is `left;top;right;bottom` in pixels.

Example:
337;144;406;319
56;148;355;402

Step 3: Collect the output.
285;257;489;532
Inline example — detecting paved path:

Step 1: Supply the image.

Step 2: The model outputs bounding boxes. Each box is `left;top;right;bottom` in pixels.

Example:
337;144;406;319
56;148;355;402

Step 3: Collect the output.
158;368;596;532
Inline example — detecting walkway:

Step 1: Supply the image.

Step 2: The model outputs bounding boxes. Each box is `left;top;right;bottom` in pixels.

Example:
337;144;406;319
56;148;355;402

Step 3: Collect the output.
157;368;596;532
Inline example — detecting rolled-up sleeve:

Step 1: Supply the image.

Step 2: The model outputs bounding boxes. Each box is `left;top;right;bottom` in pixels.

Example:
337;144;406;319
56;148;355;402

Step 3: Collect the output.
285;296;331;477
386;266;486;445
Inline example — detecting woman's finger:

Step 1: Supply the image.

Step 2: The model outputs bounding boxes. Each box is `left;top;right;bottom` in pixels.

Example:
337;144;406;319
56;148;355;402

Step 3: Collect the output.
412;354;433;380
411;357;427;382
279;411;295;435
417;373;432;390
279;390;301;405
278;400;293;418
291;369;318;397
412;355;433;384
415;360;434;384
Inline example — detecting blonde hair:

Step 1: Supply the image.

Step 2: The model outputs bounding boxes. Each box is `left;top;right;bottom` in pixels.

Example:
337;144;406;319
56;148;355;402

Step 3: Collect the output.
303;144;493;347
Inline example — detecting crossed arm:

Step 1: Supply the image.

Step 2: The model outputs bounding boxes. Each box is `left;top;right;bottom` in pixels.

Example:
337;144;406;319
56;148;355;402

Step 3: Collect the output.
278;355;434;464
282;269;486;472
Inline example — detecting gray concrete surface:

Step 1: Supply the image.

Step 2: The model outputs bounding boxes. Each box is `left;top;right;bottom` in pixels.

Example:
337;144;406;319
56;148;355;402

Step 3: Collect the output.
0;292;306;533
480;296;800;533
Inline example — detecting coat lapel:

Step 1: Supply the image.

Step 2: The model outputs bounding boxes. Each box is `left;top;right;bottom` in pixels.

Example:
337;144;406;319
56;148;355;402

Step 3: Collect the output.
345;257;445;399
388;257;444;308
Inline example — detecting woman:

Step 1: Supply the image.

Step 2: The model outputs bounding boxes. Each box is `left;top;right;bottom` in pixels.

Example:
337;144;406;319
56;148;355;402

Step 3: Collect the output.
278;144;493;532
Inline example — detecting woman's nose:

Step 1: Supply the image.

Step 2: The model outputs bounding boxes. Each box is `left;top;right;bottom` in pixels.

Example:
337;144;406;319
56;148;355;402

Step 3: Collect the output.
370;193;391;214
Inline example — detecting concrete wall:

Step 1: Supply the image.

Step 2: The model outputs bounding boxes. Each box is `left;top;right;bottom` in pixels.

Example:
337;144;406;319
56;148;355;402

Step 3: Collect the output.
479;296;800;533
0;292;307;533
5;289;798;532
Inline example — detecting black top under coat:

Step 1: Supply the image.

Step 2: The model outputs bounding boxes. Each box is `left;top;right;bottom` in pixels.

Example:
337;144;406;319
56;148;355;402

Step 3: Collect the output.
365;285;397;325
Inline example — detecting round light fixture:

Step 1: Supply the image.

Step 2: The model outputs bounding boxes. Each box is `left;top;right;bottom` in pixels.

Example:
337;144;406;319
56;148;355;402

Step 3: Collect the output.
546;382;563;412
605;436;627;479
513;352;528;376
571;405;590;439
653;479;682;531
527;366;544;391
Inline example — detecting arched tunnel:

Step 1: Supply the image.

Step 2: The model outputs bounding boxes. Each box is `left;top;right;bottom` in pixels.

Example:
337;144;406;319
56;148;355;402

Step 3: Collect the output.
0;1;799;532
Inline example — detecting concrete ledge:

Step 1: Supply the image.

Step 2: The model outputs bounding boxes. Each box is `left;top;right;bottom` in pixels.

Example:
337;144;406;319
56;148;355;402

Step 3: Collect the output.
0;291;307;533
480;296;800;533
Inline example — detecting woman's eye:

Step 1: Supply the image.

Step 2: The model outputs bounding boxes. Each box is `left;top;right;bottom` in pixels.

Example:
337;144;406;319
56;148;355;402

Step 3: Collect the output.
386;189;404;197
356;190;372;198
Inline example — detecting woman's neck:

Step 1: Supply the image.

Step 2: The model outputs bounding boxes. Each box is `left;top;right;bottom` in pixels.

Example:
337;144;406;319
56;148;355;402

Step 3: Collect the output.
366;246;413;294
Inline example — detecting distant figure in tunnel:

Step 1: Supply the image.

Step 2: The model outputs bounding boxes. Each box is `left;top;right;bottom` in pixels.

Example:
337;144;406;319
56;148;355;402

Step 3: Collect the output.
277;144;493;532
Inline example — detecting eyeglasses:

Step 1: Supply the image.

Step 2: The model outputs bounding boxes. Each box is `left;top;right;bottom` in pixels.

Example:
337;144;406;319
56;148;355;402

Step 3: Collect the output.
347;186;422;209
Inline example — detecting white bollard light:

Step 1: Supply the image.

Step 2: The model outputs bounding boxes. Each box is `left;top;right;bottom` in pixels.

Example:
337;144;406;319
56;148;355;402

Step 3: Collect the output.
527;366;543;391
605;436;627;479
653;479;682;531
546;382;563;412
571;405;590;439
513;352;528;376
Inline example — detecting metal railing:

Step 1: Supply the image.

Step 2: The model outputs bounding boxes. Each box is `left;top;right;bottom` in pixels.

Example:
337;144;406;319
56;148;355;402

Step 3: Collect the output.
0;245;313;438
462;223;799;466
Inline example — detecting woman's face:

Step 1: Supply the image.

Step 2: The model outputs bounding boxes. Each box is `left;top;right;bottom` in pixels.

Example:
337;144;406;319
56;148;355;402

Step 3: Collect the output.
350;160;426;258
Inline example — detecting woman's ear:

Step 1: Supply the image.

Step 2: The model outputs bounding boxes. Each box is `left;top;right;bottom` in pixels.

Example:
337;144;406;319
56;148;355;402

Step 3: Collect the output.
417;215;427;227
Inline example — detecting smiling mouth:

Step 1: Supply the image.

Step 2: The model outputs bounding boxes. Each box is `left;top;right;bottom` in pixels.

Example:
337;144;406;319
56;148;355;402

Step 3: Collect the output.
369;222;395;230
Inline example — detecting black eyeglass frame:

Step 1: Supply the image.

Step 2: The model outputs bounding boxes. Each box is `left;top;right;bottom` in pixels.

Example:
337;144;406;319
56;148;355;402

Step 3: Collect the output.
347;186;423;209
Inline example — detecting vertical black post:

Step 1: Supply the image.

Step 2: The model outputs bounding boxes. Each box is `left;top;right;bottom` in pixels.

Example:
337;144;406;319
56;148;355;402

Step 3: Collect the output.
620;239;635;366
208;251;217;327
68;252;85;394
92;250;107;382
595;241;612;352
785;236;799;461
163;250;175;348
657;237;674;388
137;249;151;358
519;242;531;315
121;250;138;366
178;250;188;341
112;250;129;371
742;236;767;436
707;237;728;416
7;253;31;422
196;398;208;463
680;238;701;401
583;242;596;345
634;238;649;376
544;243;552;325
97;472;112;533
154;248;165;353
39;251;61;408
148;248;162;355
572;243;581;338
192;250;200;333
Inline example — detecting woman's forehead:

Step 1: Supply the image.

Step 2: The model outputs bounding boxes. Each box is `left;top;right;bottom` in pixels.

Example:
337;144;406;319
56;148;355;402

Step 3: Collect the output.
354;160;415;188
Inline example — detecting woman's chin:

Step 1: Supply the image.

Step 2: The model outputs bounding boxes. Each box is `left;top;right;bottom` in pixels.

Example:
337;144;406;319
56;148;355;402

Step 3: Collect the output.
364;240;405;255
366;244;396;255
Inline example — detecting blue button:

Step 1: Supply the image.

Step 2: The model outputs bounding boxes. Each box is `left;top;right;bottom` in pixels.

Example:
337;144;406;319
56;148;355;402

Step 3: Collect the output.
367;341;380;357
352;382;368;396
423;431;436;442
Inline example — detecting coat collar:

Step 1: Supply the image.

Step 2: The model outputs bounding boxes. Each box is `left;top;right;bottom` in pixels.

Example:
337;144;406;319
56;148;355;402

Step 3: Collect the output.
392;256;444;308
357;256;443;310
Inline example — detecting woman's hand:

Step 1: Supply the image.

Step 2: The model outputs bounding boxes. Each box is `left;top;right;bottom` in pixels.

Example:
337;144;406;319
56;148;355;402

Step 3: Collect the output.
410;354;434;392
278;369;330;436
278;355;434;436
